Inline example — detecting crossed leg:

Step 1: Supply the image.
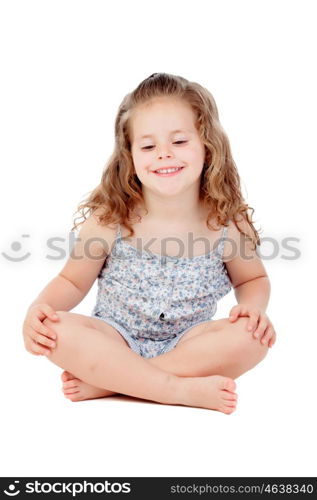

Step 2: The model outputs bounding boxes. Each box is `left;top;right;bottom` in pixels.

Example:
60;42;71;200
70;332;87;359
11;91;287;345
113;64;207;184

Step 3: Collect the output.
149;317;269;379
43;312;268;405
42;311;239;413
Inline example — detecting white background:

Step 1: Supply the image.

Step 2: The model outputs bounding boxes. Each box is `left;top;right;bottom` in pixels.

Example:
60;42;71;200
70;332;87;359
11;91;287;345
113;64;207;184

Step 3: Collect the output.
1;0;316;478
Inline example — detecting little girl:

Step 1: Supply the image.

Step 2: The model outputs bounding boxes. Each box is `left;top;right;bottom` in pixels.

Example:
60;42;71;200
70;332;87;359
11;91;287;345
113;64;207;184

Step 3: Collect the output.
22;72;276;414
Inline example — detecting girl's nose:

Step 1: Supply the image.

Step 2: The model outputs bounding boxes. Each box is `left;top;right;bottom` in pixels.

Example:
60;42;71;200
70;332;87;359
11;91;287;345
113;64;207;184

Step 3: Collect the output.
158;150;173;159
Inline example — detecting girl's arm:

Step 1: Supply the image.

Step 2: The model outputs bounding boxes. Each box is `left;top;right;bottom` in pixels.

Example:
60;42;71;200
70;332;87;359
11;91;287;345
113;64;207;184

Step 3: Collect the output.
27;274;87;313
224;217;270;312
233;276;270;313
27;212;112;313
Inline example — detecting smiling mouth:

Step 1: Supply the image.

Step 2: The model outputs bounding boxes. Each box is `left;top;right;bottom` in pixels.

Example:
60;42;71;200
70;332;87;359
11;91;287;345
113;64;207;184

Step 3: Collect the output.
152;167;185;177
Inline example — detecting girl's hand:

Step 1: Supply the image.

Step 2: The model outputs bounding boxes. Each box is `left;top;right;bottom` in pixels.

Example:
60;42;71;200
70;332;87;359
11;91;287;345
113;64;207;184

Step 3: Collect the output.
22;303;60;356
228;304;276;348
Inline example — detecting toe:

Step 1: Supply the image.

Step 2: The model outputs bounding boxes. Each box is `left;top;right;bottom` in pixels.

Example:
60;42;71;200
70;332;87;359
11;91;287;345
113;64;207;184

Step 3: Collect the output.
223;399;237;408
61;370;75;382
221;377;236;393
63;380;79;389
223;392;237;401
64;387;79;395
222;406;236;414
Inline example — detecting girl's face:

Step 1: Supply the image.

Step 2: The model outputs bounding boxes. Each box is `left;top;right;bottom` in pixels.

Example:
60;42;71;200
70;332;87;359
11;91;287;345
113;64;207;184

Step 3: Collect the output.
130;97;206;198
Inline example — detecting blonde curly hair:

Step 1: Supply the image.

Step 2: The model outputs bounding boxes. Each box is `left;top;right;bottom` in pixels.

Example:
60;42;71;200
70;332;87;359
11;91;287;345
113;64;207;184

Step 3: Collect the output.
71;72;261;250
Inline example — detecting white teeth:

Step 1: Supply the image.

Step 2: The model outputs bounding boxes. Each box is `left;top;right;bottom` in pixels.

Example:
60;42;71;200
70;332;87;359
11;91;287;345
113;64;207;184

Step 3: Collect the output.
155;167;182;174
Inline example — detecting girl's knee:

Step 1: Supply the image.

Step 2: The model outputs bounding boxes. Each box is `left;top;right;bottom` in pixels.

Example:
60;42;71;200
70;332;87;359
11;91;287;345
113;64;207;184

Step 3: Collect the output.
229;317;269;361
55;310;95;329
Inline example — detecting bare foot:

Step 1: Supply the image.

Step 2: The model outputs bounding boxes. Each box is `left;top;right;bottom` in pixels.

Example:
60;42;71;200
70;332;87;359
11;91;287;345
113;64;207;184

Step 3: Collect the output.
180;375;238;414
61;370;117;402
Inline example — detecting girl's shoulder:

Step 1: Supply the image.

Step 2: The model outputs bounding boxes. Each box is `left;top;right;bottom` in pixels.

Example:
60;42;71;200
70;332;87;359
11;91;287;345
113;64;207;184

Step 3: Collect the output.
223;216;257;262
75;208;118;257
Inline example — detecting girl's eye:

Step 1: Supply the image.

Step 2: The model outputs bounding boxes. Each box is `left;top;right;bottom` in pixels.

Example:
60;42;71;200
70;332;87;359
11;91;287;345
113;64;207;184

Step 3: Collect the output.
141;140;187;151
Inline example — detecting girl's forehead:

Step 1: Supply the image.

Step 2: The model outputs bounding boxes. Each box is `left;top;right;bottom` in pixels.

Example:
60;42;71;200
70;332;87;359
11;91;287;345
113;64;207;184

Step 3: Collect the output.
130;99;196;139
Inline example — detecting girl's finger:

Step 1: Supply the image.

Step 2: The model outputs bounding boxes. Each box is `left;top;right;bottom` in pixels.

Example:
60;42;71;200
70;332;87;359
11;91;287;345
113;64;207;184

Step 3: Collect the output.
260;326;273;344
31;319;57;340
37;305;60;322
229;307;240;320
45;308;60;321
268;331;276;348
31;340;51;356
35;333;56;349
252;317;268;339
247;312;260;332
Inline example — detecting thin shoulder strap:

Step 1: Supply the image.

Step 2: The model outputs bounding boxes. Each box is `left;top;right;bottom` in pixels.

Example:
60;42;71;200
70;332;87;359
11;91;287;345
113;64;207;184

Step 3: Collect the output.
116;223;122;240
217;223;228;257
